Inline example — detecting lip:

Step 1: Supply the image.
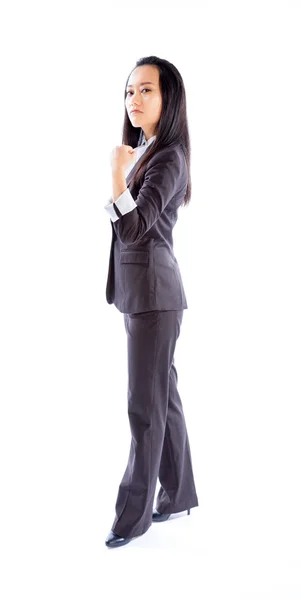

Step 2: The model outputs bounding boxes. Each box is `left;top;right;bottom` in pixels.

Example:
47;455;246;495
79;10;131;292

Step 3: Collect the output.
130;110;142;114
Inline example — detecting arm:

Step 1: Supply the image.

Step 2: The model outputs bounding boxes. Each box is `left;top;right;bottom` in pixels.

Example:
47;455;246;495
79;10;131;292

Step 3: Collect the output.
104;145;186;245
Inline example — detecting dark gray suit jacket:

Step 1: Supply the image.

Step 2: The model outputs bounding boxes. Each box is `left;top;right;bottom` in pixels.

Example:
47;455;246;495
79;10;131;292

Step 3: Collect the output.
105;142;189;314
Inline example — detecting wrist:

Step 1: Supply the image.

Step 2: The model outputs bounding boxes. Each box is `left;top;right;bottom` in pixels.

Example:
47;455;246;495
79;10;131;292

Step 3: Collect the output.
111;168;127;202
111;165;125;175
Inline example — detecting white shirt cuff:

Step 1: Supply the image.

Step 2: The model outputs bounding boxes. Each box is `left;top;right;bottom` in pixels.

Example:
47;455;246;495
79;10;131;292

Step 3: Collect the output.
104;188;137;222
104;198;119;222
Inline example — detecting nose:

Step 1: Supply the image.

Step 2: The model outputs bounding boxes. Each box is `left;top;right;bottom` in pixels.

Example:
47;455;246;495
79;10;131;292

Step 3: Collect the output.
128;91;142;108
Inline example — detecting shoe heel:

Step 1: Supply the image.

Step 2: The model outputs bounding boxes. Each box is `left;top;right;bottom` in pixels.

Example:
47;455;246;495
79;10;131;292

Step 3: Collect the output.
187;509;190;515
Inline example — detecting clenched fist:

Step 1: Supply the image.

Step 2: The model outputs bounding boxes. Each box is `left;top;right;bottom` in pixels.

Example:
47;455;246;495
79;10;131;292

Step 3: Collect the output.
110;145;136;171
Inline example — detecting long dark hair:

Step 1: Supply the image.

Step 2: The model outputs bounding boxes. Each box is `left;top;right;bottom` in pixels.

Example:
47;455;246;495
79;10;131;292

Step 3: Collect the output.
121;56;191;206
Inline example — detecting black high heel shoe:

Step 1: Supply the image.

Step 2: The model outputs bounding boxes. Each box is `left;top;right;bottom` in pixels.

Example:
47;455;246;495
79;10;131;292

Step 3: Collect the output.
105;531;133;548
152;508;191;522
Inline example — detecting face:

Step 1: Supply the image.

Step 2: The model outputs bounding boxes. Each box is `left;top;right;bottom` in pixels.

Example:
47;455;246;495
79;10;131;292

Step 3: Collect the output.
125;65;162;141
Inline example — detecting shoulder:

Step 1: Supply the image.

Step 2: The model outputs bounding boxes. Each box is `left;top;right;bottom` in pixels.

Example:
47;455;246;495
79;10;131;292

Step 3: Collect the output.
145;143;187;180
147;142;185;167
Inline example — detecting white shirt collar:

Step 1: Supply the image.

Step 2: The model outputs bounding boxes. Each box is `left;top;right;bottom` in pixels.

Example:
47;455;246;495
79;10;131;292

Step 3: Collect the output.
140;134;156;147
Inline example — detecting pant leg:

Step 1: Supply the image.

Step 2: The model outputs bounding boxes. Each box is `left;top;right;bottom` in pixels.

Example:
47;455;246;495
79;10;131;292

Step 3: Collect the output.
155;353;199;513
111;309;190;538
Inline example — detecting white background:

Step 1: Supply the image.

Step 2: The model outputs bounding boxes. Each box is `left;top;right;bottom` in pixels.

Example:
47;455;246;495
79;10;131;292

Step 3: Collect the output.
1;1;301;598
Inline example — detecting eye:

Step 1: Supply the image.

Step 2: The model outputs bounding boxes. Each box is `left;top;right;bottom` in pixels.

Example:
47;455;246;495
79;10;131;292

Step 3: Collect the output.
126;88;151;95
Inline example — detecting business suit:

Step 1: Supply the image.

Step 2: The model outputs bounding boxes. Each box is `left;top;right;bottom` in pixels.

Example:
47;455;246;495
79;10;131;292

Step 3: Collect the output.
105;141;189;313
104;140;199;538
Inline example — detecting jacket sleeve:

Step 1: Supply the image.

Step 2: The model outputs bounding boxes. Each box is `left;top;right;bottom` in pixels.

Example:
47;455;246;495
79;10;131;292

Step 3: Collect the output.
104;146;185;245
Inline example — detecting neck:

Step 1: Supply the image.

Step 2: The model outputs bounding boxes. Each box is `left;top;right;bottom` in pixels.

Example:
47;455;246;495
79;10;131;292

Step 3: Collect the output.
143;130;155;141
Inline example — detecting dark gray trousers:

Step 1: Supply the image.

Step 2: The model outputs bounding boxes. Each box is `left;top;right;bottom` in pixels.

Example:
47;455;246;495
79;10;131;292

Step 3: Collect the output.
111;309;199;538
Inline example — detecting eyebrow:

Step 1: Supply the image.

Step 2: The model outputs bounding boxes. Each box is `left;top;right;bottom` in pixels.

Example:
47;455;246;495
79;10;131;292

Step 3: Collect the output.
126;81;155;88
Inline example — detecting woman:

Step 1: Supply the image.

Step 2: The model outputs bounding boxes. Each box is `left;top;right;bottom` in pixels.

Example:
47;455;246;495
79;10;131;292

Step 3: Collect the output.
104;56;199;548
